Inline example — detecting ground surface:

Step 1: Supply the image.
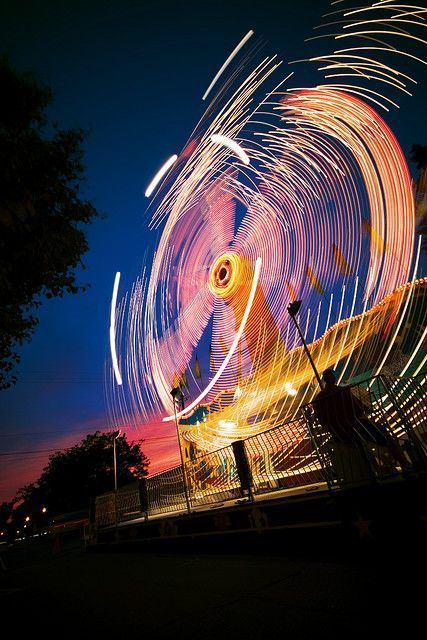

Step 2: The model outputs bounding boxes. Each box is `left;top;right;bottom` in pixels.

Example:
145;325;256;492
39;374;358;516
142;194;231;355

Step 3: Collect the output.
0;532;424;637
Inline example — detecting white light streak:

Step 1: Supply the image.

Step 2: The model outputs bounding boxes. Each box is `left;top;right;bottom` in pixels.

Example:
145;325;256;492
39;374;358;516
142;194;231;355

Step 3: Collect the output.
369;235;422;387
210;134;250;165
284;382;298;396
400;325;427;377
145;154;178;198
218;419;236;431
110;271;123;386
162;257;262;422
202;30;255;101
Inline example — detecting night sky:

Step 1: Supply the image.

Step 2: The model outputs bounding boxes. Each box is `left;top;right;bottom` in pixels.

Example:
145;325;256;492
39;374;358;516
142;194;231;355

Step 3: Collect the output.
0;0;425;503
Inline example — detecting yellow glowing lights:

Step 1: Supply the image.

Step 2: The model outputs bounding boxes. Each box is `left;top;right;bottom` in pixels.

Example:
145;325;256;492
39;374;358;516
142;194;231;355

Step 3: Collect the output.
284;382;298;397
107;1;426;457
162;257;262;423
208;252;248;298
218;419;236;431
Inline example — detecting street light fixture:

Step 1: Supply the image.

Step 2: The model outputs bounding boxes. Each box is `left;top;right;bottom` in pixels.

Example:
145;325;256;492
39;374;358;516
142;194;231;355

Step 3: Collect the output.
170;386;191;514
112;429;121;529
287;300;323;388
112;430;121;492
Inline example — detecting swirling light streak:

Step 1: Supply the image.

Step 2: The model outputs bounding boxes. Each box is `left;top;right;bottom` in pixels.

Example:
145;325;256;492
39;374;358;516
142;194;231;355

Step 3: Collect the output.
107;1;426;457
210;134;250;165
202;30;255;101
109;272;123;386
145;154;178;198
162;257;262;422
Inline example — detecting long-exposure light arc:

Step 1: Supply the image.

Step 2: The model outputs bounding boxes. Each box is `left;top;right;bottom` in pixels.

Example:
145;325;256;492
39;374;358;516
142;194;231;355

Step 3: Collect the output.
145;154;178;198
109;271;123;386
162;257;262;423
106;1;427;457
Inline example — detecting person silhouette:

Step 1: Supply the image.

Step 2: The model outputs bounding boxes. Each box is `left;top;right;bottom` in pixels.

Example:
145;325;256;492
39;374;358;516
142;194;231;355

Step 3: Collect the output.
314;369;361;444
314;369;407;481
313;369;376;484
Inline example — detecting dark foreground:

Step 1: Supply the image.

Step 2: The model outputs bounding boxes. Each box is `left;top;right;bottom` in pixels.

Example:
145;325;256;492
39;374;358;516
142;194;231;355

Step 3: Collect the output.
0;532;425;637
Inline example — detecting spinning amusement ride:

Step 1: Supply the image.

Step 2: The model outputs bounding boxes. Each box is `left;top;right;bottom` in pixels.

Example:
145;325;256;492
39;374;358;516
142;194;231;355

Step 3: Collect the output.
106;1;427;464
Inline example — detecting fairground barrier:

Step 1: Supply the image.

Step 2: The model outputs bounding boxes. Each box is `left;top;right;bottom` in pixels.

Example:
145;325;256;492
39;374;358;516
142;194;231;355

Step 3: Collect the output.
94;374;427;528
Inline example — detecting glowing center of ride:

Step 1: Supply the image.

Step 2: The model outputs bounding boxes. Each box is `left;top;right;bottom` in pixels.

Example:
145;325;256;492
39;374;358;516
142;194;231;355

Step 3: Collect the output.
215;259;232;287
209;253;241;297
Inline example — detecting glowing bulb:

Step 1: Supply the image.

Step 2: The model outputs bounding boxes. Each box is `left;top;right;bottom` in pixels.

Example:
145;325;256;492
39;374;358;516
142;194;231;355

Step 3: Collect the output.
219;419;236;431
284;382;298;396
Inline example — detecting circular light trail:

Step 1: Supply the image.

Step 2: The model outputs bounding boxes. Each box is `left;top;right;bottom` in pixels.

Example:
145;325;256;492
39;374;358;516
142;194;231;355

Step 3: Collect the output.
145;154;178;198
107;2;427;455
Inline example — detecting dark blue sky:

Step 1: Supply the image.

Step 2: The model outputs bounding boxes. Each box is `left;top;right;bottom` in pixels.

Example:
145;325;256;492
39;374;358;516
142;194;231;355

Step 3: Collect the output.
0;0;425;501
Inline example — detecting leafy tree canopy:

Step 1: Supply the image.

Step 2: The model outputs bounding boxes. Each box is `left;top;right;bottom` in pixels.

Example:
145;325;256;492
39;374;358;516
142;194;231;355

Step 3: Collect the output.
0;57;98;388
13;431;149;521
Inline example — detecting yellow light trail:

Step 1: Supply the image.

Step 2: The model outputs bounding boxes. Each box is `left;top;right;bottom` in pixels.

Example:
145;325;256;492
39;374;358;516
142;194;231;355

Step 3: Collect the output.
162;257;262;422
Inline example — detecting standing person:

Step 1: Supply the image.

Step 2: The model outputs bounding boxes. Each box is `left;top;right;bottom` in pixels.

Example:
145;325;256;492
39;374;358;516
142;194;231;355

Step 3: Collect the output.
314;369;359;444
314;369;408;482
313;369;375;484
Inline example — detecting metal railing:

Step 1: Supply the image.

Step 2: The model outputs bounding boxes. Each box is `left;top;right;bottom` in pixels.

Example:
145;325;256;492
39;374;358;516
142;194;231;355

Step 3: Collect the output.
303;374;427;488
245;417;324;494
146;466;187;516
184;445;242;507
94;374;427;528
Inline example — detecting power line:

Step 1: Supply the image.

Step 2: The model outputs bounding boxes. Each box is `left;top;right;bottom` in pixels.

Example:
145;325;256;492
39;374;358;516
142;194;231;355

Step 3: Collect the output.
0;435;176;457
0;430;175;441
0;448;62;457
0;423;175;438
0;426;112;439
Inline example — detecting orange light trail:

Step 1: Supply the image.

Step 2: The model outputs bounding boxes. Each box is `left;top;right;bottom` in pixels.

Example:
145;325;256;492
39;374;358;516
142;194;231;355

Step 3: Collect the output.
106;1;426;457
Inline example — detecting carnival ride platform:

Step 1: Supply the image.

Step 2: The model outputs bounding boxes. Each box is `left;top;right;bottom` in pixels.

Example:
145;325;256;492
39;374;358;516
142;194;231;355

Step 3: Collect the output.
91;374;427;549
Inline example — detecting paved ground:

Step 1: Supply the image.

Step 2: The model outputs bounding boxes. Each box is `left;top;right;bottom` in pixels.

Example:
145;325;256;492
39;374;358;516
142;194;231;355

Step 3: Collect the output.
0;532;424;637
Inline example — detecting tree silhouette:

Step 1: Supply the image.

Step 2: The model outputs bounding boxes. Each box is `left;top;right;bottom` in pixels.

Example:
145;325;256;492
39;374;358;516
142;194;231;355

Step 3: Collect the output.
0;57;98;388
14;431;149;519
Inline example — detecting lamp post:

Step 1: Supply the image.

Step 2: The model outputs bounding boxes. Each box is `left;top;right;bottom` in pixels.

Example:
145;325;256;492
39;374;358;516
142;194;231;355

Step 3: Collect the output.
170;387;191;514
113;429;121;491
287;300;323;388
112;429;121;527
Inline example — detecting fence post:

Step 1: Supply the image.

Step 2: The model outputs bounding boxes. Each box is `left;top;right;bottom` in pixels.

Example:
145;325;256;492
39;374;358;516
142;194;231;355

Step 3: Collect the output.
232;440;254;501
139;477;149;520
